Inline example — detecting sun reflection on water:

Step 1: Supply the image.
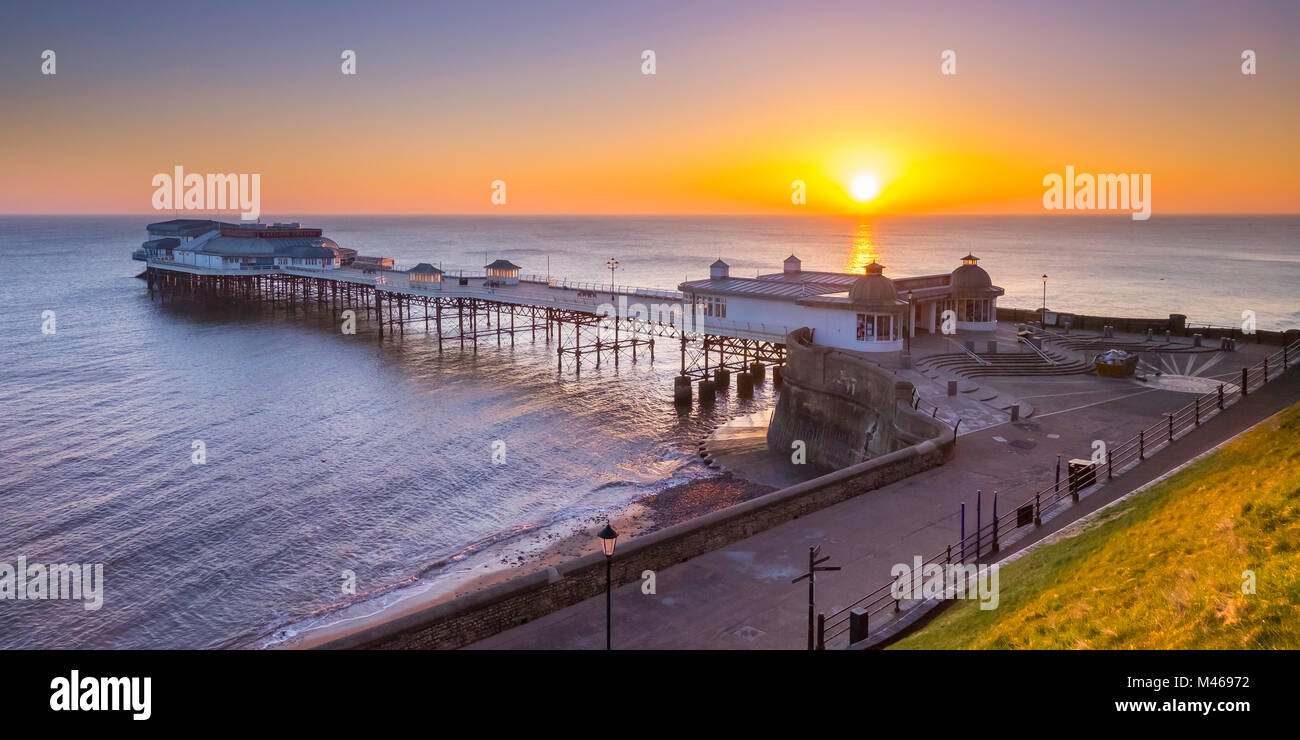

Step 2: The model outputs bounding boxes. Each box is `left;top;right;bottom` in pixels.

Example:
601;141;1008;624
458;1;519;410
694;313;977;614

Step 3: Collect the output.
845;220;877;274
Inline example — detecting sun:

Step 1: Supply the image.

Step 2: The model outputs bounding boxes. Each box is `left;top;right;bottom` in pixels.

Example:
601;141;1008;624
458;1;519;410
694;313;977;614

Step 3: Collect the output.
849;173;881;203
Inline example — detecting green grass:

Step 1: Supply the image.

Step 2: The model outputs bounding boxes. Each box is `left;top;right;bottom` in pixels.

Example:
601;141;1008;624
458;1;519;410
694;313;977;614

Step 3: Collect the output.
892;401;1300;649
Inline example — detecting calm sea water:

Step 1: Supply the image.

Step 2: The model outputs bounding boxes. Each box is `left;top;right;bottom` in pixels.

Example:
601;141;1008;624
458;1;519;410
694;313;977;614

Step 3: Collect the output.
1;214;1296;649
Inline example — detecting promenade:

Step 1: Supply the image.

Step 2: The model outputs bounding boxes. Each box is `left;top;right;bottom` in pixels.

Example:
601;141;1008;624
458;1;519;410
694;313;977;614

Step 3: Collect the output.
471;347;1300;649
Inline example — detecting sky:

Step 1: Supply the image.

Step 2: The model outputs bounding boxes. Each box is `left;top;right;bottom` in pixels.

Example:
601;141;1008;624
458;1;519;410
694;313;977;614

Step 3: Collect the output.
1;0;1297;216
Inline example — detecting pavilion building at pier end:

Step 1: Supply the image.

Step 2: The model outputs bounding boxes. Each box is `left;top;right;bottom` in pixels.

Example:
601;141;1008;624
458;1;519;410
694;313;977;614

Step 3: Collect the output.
678;253;1004;354
134;219;355;270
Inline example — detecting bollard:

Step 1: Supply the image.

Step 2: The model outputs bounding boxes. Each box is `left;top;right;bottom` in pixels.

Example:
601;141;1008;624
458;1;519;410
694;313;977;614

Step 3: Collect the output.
1146;328;1153;341
988;341;998;354
736;371;754;398
848;608;870;645
948;380;958;396
1010;405;1020;422
673;375;692;406
1164;329;1171;343
698;379;716;407
1193;333;1202;347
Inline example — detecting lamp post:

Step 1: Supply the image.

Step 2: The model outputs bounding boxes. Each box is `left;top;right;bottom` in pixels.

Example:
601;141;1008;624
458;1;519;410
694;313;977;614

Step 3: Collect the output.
1041;274;1048;325
606;258;620;298
597;523;618;650
906;289;914;353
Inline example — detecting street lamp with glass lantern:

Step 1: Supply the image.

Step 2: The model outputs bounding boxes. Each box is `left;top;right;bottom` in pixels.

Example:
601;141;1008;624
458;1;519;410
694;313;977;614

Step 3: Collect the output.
597;523;618;650
1041;274;1048;325
905;289;914;353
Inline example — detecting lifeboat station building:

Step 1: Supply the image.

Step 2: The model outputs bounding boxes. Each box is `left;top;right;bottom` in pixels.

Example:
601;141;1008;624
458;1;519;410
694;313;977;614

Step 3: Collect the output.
678;254;1004;353
135;220;352;270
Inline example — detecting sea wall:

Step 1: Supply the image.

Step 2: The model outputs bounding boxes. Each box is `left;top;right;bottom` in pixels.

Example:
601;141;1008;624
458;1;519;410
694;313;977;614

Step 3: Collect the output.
997;306;1300;346
315;428;954;650
766;327;947;469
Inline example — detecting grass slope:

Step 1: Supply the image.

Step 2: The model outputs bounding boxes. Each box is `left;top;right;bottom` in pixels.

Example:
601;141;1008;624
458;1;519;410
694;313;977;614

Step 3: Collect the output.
893;401;1300;649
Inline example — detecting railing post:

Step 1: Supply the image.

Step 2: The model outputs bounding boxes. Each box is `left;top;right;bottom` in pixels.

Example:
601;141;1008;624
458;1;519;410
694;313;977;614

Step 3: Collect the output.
1139;430;1145;460
975;490;982;560
991;492;999;553
816;613;826;650
1195;397;1200;426
1242;367;1248;397
1107;450;1113;480
1168;413;1174;443
1034;490;1042;526
1218;384;1225;410
893;574;901;613
1054;455;1061;499
1264;356;1269;382
960;502;966;563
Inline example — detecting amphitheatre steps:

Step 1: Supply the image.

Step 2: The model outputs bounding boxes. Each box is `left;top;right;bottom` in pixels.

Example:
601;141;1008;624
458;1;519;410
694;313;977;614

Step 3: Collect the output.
915;348;1091;379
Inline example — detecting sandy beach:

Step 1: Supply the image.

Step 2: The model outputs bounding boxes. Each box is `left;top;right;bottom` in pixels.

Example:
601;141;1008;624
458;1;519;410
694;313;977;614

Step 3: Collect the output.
271;471;775;649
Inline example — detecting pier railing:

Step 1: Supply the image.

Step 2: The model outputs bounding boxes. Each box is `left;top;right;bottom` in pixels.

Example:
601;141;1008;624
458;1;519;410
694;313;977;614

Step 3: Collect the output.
383;266;684;300
818;335;1300;649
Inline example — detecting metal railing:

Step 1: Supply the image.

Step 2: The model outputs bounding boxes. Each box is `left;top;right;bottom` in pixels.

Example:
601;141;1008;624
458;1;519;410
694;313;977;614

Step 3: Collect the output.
819;335;1300;648
945;338;991;366
1017;336;1058;365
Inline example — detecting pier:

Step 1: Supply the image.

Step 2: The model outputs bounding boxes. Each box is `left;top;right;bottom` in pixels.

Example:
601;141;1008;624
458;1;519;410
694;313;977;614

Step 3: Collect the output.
141;260;791;395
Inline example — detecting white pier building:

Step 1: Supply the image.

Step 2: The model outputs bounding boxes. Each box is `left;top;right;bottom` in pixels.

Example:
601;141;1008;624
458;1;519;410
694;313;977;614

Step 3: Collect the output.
679;253;1004;353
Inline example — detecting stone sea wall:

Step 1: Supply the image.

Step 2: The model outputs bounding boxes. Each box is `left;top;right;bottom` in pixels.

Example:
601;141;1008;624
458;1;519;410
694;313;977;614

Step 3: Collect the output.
766;327;946;469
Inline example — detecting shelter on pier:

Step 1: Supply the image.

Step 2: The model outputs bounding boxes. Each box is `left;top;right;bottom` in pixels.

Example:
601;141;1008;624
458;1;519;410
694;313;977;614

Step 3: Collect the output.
485;259;521;286
408;263;444;287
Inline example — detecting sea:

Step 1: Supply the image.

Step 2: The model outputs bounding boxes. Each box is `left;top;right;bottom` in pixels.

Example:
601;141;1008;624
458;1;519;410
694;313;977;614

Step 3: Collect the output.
1;214;1296;649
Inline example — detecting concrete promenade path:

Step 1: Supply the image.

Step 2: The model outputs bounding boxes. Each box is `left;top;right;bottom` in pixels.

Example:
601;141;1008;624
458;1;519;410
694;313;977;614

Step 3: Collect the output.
472;362;1300;650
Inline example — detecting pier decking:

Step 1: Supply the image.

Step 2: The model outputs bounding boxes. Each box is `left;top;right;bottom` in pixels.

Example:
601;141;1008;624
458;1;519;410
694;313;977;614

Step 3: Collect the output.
141;260;792;389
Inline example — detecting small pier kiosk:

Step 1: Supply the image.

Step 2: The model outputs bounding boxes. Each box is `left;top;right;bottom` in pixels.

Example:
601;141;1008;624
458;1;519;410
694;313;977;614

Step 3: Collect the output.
484;259;521;286
407;263;444;289
679;254;1004;354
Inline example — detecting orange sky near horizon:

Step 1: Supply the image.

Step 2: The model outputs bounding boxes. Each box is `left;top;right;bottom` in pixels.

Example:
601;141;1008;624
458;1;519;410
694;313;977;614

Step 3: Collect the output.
2;2;1298;216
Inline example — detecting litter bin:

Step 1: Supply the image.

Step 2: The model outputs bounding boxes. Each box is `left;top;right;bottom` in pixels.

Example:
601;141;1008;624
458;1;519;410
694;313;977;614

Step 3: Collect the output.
1067;458;1096;493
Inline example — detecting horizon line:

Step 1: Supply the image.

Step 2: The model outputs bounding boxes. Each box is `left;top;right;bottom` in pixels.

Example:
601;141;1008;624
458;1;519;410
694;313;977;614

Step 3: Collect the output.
3;211;1299;218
